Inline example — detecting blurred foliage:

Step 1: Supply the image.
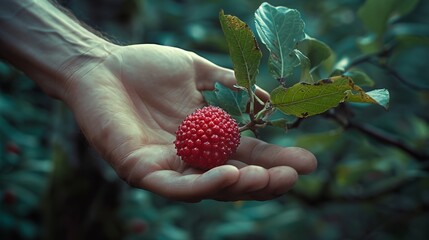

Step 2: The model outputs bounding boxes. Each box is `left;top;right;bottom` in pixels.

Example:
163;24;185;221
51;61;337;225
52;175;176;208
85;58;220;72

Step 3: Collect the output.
1;0;429;239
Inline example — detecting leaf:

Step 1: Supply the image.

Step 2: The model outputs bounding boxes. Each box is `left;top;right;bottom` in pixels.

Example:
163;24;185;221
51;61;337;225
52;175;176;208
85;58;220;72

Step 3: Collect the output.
202;82;250;124
219;10;262;89
357;34;381;54
344;82;390;109
395;35;429;53
389;23;429;40
255;2;305;81
362;89;390;109
358;0;420;36
294;49;314;84
270;76;389;118
268;118;289;130
296;37;332;69
343;70;375;87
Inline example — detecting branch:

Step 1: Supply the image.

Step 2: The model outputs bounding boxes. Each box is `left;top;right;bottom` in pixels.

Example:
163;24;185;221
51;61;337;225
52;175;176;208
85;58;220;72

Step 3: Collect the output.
344;43;394;71
344;43;429;91
374;61;429;91
325;111;429;161
347;121;429;161
286;117;304;129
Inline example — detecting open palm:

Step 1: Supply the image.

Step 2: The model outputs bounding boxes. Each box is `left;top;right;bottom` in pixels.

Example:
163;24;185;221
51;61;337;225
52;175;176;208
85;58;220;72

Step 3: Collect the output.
64;44;317;202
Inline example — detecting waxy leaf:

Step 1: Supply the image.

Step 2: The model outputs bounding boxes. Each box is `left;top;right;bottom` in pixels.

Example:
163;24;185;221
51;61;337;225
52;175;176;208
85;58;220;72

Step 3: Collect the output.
352;88;390;109
294;49;314;84
255;2;305;81
358;0;420;36
202;82;250;124
344;82;389;109
343;70;375;87
219;10;262;89
296;37;332;69
270;76;389;118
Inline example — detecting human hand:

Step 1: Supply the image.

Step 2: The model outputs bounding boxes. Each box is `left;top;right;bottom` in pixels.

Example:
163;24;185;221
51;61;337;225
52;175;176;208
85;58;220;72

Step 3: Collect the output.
62;44;317;202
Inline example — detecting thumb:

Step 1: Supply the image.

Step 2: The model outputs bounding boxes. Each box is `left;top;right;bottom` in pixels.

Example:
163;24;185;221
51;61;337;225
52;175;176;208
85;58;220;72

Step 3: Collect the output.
190;52;237;90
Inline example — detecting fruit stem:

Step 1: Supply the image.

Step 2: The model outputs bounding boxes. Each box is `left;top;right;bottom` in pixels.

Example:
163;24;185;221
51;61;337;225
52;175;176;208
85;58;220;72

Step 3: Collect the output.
253;91;265;106
254;101;275;121
239;103;275;133
248;87;255;120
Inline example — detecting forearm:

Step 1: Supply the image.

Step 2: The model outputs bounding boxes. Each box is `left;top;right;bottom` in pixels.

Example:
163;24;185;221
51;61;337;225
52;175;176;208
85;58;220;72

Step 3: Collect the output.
0;0;116;99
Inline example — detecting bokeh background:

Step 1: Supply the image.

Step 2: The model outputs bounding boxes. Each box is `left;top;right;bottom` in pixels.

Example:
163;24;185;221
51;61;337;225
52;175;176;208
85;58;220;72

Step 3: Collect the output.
1;0;429;239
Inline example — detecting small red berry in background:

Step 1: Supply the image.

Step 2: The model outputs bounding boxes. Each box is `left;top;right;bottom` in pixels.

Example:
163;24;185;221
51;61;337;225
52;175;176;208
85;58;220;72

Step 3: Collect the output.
3;189;17;205
128;218;147;234
5;142;21;155
174;106;240;170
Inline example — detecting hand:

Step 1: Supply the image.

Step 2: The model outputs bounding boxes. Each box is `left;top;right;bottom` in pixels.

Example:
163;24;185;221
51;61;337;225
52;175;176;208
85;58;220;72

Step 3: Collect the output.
62;44;317;202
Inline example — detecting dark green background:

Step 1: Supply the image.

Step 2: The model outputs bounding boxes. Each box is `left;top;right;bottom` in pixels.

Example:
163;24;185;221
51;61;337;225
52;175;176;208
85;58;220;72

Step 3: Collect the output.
1;0;429;239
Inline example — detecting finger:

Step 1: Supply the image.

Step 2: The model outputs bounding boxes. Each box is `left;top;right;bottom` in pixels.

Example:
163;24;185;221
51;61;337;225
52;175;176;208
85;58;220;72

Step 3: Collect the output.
219;165;269;194
190;53;270;107
227;159;248;169
249;86;269;113
213;166;298;201
233;137;317;174
247;166;298;201
139;165;240;202
255;86;269;102
191;53;236;90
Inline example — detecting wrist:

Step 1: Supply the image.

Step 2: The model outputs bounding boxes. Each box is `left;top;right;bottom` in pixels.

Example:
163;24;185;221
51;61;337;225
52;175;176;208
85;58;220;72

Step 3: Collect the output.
0;0;118;99
54;41;120;101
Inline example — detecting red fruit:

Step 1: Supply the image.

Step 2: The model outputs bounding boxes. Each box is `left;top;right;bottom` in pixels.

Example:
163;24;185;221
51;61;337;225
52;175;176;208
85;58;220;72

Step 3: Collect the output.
174;106;240;170
5;142;21;155
3;190;17;205
128;218;147;234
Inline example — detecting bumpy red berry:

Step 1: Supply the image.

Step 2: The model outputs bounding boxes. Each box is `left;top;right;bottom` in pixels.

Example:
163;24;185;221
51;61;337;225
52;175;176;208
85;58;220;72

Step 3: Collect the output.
174;106;240;170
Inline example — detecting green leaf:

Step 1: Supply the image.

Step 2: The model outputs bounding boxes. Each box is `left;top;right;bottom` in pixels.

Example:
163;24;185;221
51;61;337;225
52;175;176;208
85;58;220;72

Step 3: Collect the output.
296;37;332;69
219;10;262;89
363;89;390;109
344;85;390;109
395;35;429;53
268;118;289;130
270;77;352;118
389;23;429;40
390;23;429;52
343;70;375;87
270;76;388;118
357;34;381;54
358;0;420;36
294;49;314;84
202;82;250;124
255;2;305;81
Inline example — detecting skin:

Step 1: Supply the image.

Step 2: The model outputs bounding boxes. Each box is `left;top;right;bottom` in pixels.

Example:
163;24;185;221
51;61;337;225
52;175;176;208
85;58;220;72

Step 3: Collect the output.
0;0;317;202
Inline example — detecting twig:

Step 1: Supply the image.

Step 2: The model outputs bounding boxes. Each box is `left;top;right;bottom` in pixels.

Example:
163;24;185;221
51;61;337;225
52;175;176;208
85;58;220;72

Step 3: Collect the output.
347;121;429;160
326;111;429;161
286;117;304;129
344;43;395;71
344;43;429;91
373;61;429;91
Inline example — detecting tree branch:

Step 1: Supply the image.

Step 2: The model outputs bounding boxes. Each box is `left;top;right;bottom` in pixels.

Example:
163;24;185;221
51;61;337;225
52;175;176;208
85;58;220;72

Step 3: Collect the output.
374;61;429;91
347;121;429;160
344;43;395;71
344;43;429;91
325;110;429;161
